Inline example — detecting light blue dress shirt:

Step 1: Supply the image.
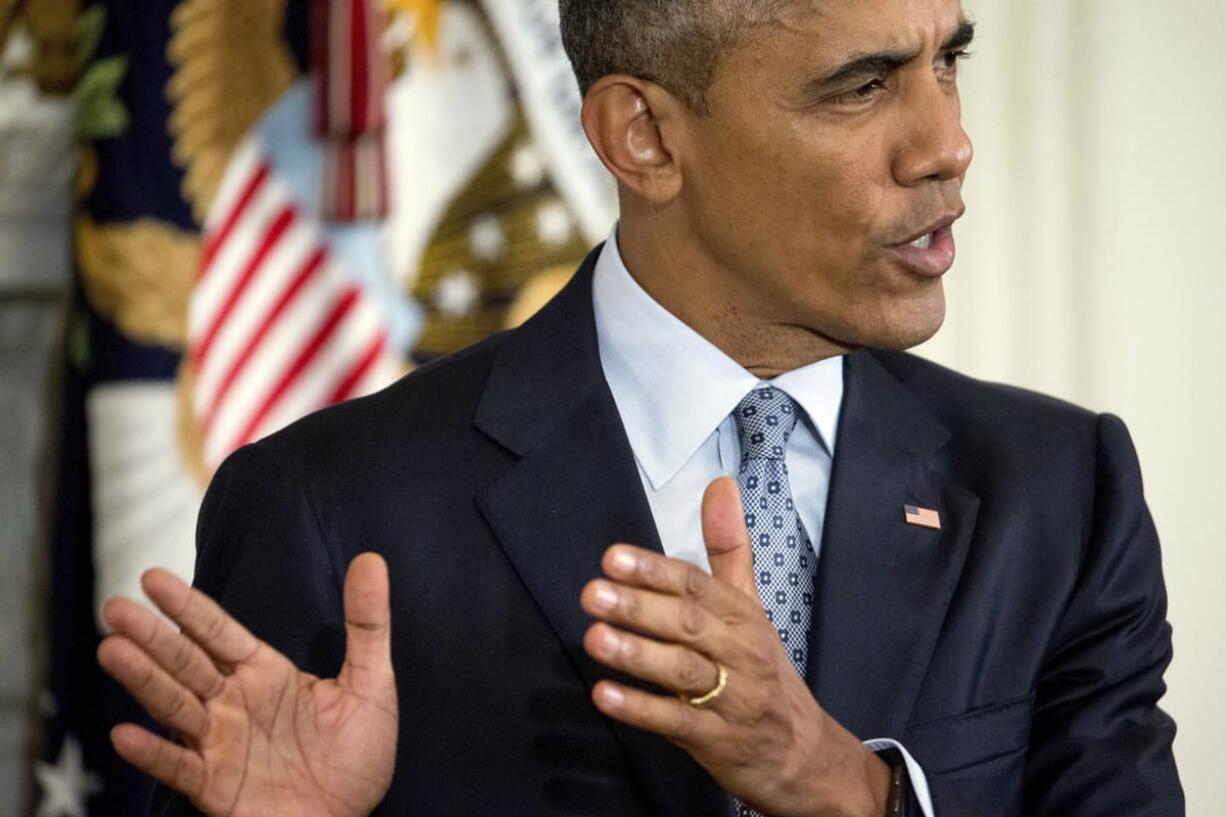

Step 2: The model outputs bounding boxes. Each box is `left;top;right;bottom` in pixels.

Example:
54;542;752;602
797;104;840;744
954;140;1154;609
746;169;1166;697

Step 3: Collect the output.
591;228;935;815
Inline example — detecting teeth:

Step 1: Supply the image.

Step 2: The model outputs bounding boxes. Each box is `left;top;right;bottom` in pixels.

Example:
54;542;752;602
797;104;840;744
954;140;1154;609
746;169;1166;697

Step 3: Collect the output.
910;232;934;250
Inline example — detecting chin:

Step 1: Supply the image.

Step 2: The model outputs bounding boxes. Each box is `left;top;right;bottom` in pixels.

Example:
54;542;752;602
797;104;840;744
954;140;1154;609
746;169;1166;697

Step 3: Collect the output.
846;301;946;351
880;321;944;350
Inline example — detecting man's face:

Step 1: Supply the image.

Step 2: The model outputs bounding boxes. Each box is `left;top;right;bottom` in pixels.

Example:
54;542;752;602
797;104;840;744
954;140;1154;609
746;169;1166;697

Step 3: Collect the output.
678;0;973;351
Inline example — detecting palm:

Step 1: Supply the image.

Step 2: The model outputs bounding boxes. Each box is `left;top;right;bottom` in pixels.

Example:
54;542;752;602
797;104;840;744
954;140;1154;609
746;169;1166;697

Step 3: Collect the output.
98;554;397;817
190;651;397;817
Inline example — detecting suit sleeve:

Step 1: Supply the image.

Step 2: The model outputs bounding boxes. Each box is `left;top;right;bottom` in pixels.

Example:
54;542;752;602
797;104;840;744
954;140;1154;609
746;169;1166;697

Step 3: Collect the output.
927;413;1184;817
145;442;348;817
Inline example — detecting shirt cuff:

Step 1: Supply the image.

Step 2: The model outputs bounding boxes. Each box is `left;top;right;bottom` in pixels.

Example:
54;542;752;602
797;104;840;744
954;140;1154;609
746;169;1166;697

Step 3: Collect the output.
863;738;935;817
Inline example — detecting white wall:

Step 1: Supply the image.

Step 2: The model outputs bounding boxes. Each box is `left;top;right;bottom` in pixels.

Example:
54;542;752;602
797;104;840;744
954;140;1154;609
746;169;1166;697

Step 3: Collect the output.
922;1;1226;811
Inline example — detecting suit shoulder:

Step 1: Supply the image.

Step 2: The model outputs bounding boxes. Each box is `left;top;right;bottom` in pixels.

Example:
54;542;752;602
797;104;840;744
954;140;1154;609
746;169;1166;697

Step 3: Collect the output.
230;331;512;480
870;349;1101;445
868;351;1125;529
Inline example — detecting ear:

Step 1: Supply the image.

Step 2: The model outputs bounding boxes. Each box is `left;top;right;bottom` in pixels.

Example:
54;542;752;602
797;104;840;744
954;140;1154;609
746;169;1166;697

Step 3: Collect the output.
581;75;686;205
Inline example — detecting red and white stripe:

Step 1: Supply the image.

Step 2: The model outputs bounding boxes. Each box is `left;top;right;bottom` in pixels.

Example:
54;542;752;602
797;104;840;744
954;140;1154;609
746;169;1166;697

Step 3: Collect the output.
189;137;397;471
904;505;942;530
311;0;391;221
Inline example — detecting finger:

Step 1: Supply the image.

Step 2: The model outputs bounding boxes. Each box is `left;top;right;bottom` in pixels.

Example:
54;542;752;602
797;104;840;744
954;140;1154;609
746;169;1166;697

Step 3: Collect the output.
591;680;713;748
600;545;747;618
584;622;721;698
701;477;757;598
111;723;207;800
101;597;226;700
339;553;393;694
98;636;210;742
582;578;721;650
141;569;259;666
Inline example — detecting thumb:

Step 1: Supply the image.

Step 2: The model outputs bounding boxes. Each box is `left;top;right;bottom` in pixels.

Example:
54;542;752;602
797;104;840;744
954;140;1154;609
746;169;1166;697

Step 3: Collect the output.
701;477;756;598
340;552;393;694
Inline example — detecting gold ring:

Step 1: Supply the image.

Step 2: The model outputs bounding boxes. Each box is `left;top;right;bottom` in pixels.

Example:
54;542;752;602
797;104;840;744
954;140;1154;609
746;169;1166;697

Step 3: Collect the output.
684;664;727;708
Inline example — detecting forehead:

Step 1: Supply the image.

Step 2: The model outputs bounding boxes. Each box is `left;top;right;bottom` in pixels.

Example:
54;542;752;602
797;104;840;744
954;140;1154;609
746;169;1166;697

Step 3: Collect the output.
767;0;966;61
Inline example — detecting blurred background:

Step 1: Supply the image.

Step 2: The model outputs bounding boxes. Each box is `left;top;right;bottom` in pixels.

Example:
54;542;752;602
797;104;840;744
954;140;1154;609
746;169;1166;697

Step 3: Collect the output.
0;0;1221;815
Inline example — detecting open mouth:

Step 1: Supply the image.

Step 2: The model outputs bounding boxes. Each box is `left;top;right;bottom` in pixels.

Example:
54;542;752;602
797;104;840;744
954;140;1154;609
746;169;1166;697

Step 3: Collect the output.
889;225;956;277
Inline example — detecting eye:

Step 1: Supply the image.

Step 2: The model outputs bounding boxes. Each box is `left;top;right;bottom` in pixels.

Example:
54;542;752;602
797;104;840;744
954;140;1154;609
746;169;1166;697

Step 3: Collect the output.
831;78;887;105
936;49;972;80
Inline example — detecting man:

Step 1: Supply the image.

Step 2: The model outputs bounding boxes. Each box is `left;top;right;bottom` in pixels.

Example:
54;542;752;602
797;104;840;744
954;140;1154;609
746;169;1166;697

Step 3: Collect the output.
96;0;1184;815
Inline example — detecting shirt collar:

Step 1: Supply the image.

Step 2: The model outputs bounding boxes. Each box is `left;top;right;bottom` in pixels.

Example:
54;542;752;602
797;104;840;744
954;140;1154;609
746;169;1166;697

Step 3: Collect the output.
592;226;845;491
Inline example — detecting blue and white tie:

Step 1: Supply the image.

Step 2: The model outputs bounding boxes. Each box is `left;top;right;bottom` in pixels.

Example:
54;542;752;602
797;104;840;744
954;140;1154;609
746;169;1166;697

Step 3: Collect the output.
732;386;819;817
733;385;818;677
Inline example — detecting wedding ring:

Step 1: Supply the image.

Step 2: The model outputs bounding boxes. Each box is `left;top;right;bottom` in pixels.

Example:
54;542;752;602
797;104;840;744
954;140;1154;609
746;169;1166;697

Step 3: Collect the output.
684;663;727;708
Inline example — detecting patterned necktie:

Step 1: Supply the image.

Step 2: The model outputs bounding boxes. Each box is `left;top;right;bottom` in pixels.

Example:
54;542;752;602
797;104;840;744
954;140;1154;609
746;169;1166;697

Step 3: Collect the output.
731;386;820;817
733;385;818;677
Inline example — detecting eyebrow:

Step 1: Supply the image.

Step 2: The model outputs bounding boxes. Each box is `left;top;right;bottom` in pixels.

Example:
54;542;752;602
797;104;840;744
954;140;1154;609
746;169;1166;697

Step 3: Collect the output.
812;18;976;89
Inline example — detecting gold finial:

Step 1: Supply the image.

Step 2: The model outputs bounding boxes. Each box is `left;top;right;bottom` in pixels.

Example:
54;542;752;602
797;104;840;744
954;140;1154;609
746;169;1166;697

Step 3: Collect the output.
385;0;442;56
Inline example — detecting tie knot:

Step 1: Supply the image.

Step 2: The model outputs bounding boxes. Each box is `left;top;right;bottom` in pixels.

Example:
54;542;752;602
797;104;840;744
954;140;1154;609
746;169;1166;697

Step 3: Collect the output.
733;386;800;461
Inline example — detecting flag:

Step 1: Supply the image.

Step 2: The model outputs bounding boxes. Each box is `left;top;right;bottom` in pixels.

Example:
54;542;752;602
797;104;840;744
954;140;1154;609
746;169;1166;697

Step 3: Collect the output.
34;0;613;814
904;504;942;530
187;138;396;471
310;0;392;221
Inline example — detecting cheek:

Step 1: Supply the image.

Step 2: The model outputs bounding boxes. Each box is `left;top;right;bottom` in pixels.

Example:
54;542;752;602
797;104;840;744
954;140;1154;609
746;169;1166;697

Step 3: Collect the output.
778;166;888;293
812;133;893;240
685;120;896;281
760;124;892;249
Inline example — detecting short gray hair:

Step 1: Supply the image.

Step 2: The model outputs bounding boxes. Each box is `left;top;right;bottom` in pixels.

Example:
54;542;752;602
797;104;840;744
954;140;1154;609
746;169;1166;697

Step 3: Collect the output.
558;0;792;114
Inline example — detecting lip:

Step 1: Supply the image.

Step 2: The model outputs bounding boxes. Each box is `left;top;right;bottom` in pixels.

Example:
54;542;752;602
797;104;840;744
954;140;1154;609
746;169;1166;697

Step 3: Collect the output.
887;213;962;278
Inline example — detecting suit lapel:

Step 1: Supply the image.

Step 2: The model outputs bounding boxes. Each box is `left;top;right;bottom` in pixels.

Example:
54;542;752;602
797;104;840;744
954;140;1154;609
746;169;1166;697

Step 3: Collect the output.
806;351;980;739
474;252;730;817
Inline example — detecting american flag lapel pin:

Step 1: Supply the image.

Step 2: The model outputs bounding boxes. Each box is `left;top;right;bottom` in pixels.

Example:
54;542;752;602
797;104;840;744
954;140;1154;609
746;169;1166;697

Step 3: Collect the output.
904;504;942;530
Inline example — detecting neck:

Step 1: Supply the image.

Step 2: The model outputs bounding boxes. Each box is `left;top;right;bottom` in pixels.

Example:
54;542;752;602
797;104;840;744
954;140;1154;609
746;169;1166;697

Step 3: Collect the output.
616;217;851;378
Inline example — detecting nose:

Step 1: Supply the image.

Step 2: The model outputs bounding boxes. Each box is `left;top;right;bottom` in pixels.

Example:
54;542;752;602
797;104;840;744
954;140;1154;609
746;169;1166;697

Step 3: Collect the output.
893;82;974;186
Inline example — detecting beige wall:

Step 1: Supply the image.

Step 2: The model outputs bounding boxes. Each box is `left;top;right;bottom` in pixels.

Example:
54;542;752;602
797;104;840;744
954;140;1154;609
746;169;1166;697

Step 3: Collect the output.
922;1;1226;811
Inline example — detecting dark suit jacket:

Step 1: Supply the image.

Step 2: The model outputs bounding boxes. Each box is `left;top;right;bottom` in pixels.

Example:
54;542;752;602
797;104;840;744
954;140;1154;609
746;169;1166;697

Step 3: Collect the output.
153;249;1183;816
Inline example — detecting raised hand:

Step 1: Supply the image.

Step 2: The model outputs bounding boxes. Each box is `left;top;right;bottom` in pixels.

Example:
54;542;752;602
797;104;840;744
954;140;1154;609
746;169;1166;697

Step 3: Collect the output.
97;553;398;817
579;478;891;817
